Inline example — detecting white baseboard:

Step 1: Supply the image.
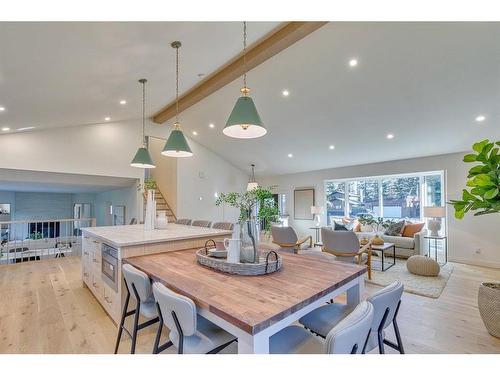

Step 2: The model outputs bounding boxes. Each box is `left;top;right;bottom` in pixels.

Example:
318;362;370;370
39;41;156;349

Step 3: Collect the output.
449;256;500;270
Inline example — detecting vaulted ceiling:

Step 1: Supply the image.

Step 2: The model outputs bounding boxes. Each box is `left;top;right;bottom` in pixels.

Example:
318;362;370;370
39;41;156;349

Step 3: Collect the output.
1;22;499;177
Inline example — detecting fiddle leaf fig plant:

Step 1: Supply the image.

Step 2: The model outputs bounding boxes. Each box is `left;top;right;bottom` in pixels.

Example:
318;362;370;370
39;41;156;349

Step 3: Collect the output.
449;139;500;219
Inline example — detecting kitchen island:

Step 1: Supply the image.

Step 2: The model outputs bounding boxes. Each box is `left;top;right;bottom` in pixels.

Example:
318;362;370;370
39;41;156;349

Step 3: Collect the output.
81;224;231;324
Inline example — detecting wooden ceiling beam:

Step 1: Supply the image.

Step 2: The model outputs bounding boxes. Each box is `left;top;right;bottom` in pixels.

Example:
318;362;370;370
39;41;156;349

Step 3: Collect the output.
152;21;328;124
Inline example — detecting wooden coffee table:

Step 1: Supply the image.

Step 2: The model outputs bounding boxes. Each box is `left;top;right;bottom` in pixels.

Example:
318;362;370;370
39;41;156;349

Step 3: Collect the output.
370;242;396;271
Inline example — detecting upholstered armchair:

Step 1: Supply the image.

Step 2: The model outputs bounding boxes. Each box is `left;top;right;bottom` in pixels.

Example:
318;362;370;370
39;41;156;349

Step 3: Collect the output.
271;226;312;254
321;227;372;280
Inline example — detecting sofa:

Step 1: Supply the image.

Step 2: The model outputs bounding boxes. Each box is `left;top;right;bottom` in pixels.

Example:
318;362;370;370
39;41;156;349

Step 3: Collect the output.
332;220;428;259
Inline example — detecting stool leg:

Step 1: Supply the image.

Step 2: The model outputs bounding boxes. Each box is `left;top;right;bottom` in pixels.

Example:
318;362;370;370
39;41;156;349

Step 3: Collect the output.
114;288;131;354
130;284;141;354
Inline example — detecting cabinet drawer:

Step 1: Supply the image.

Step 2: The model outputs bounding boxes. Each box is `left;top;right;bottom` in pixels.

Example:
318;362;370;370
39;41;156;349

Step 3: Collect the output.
82;263;91;285
102;283;118;312
90;274;103;297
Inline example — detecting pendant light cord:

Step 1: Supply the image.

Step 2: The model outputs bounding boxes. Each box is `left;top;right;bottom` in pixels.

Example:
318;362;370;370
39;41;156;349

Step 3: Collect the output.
243;21;247;89
175;43;180;124
142;79;146;146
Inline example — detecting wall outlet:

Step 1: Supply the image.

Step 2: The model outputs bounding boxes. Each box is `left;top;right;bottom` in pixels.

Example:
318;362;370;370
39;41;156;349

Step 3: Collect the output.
475;248;482;255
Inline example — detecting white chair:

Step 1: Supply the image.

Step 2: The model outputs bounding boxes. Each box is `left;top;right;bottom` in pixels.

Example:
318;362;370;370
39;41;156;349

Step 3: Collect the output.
192;220;212;228
299;281;404;354
269;301;374;354
152;282;237;354
212;222;234;231
271;226;312;254
176;219;192;225
114;264;159;354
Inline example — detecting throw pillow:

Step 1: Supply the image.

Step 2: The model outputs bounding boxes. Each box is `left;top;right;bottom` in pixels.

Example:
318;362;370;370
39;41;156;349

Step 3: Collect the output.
402;222;425;237
384;220;406;236
334;221;349;231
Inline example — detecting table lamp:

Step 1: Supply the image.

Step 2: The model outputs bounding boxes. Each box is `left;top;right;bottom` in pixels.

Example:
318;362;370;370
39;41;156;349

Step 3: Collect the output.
423;206;446;237
311;206;324;227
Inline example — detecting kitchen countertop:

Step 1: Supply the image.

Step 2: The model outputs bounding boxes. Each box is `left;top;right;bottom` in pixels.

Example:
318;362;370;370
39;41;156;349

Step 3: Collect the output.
81;224;232;247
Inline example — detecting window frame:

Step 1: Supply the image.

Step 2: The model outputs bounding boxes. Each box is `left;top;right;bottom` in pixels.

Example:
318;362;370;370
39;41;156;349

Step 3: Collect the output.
324;170;445;223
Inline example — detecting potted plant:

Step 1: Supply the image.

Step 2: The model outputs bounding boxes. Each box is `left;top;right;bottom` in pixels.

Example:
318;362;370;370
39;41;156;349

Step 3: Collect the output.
449;139;500;338
357;214;393;245
216;186;279;263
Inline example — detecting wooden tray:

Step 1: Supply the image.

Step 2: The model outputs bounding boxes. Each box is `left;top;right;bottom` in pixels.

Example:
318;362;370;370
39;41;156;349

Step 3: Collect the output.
196;248;282;276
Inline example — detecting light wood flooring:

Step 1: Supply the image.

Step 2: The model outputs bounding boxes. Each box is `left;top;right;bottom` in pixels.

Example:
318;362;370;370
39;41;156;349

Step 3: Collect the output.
0;256;499;354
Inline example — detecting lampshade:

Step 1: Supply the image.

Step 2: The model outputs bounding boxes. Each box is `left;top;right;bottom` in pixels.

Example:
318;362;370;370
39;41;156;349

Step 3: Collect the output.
247;182;259;191
161;127;193;157
311;206;324;215
224;95;266;139
424;206;446;218
130;147;155;168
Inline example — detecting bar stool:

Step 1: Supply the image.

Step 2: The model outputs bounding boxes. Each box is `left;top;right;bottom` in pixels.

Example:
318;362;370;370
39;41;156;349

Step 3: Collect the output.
299;281;405;354
152;282;237;354
269;301;374;354
114;264;159;354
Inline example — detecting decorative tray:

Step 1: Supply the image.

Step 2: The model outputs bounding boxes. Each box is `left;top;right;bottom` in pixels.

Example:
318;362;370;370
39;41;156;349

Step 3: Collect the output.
196;240;282;276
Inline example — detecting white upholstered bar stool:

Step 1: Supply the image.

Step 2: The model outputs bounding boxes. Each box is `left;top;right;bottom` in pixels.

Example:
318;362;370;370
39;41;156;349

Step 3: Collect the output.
152;282;237;354
299;281;404;354
175;219;192;225
269;301;374;354
114;264;159;354
212;222;234;230
191;220;212;228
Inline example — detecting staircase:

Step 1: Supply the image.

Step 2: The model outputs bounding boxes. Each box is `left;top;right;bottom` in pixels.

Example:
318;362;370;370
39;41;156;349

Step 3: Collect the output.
143;187;177;223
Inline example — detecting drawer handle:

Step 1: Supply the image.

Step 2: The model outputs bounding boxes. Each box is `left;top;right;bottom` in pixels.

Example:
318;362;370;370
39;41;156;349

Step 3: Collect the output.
104;296;112;304
92;258;98;263
92;240;100;244
83;251;89;255
83;272;89;277
84;236;90;239
92;282;99;288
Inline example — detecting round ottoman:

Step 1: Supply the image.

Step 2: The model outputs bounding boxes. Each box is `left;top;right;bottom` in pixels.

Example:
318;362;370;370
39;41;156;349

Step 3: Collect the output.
406;255;440;276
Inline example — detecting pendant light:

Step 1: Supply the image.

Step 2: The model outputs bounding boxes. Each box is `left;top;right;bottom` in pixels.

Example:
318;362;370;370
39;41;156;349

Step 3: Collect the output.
162;41;193;158
247;164;259;191
224;22;266;139
130;78;156;168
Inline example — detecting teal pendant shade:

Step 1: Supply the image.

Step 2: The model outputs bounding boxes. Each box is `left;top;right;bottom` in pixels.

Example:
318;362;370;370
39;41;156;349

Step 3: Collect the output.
130;147;156;168
161;128;193;157
223;95;266;139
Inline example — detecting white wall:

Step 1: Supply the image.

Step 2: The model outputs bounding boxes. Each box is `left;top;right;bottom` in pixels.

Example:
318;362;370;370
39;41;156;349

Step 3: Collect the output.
94;185;141;227
260;152;500;269
0;121;143;179
176;139;247;223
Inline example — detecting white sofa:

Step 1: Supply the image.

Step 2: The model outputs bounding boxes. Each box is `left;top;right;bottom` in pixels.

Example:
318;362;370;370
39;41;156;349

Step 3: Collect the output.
354;228;428;258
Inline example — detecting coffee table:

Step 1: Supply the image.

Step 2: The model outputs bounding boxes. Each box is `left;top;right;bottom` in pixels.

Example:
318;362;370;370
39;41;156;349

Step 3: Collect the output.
370;242;396;271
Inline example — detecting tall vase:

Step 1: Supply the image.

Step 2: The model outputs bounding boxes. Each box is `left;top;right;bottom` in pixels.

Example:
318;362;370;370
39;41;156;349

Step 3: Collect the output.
144;189;156;231
239;219;260;263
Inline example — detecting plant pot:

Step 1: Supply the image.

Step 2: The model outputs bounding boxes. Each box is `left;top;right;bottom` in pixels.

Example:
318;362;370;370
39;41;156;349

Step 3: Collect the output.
478;282;500;338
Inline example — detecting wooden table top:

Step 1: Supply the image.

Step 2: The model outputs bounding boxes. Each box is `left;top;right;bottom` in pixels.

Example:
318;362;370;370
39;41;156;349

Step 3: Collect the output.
124;249;366;334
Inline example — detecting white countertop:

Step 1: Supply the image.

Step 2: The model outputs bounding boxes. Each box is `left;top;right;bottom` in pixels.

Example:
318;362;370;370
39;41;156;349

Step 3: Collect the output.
81;224;232;247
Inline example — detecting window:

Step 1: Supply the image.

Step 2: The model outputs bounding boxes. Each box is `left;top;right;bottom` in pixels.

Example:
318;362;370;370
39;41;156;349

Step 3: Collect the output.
382;176;420;219
325;171;443;221
348;179;380;217
326;182;346;224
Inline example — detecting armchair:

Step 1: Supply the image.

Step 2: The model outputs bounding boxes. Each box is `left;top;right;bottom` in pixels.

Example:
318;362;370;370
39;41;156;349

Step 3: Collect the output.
321;228;372;280
271;226;312;254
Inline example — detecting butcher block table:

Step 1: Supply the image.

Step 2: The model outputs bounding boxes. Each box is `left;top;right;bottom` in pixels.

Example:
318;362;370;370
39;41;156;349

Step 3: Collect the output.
124;249;366;354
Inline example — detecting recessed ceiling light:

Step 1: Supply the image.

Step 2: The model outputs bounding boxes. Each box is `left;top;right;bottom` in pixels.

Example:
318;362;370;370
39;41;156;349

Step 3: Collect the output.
475;115;486;122
119;100;127;105
104;117;111;121
349;59;358;67
329;145;335;150
288;153;293;158
282;90;290;97
386;133;394;140
0;107;5;111
209;123;215;128
18;126;35;131
192;131;198;136
1;127;10;131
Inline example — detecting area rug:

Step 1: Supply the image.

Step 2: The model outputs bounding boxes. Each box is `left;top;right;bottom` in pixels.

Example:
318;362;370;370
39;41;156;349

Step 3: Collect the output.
367;258;454;298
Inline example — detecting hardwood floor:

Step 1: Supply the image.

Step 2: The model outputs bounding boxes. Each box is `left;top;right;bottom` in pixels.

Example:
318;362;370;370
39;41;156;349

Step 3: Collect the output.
0;256;499;354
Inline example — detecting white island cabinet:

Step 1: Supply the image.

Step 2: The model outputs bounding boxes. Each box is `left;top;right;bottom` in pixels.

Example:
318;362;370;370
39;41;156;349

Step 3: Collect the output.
81;224;231;324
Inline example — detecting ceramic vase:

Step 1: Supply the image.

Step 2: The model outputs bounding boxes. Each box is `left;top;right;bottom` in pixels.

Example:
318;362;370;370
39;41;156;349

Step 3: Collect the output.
239;220;260;263
144;189;156;231
155;210;168;229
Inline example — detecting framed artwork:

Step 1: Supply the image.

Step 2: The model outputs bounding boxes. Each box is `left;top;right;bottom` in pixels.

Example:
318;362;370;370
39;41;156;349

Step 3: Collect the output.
294;188;315;220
